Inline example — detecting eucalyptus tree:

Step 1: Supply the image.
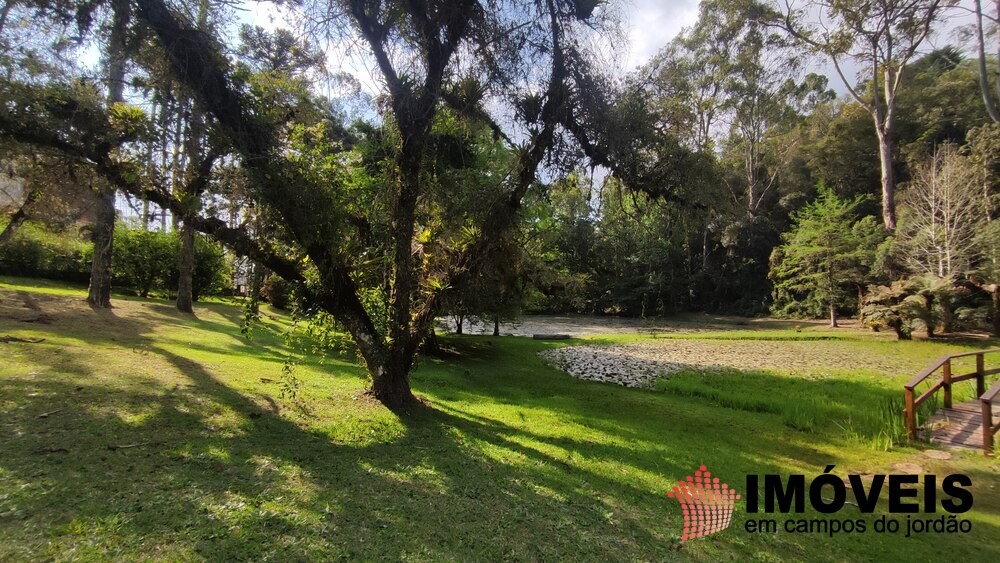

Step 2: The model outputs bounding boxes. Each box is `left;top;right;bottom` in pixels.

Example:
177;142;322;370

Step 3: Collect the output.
973;0;999;122
775;0;953;232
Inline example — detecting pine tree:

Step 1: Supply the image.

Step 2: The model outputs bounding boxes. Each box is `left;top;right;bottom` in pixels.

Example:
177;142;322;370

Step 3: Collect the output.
770;188;884;326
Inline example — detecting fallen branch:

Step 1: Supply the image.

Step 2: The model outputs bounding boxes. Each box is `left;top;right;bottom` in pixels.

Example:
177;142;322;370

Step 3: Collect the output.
33;447;69;454
107;442;159;451
0;335;45;343
19;314;54;324
36;409;63;418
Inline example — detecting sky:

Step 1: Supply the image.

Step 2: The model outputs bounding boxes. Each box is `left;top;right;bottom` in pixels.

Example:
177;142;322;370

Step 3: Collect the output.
621;0;701;71
245;0;705;94
244;0;983;100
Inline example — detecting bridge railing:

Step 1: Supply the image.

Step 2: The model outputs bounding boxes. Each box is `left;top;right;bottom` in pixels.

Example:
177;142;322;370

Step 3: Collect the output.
904;348;1000;442
981;379;1000;454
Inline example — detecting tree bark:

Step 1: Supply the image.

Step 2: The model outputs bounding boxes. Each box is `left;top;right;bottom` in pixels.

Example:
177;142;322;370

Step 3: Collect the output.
993;286;1000;338
88;0;129;309
857;285;865;324
829;301;838;328
249;262;264;315
940;296;954;334
974;0;1000;123
968;278;1000;337
87;187;115;308
174;0;209;315
923;293;935;338
0;189;38;245
370;361;415;409
421;328;440;355
176;225;195;312
874;124;897;232
493;314;500;336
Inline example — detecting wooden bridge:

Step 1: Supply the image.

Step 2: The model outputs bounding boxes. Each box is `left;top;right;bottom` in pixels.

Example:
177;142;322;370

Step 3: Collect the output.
904;349;1000;454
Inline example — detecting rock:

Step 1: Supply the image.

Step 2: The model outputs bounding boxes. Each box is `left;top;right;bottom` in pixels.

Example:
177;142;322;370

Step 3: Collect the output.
891;462;924;474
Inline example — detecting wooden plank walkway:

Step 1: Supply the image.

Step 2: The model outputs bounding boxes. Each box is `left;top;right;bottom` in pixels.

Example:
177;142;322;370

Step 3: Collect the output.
926;401;1000;449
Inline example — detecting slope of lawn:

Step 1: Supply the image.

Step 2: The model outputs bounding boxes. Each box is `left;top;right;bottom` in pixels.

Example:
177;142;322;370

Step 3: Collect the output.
1;275;998;561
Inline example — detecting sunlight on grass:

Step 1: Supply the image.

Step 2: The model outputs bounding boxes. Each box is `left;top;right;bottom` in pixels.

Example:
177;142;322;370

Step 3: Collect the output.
1;277;998;560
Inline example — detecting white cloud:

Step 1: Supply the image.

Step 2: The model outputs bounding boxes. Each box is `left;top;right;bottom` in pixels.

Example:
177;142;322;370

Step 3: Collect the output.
245;1;291;31
622;0;701;70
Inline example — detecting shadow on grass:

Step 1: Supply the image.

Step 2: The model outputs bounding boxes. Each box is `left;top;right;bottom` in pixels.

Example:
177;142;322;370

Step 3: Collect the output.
2;297;999;560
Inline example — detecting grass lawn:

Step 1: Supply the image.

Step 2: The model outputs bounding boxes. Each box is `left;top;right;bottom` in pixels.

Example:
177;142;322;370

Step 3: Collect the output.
1;275;998;561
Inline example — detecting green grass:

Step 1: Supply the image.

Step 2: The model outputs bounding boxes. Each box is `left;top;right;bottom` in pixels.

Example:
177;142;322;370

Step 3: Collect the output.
1;276;998;560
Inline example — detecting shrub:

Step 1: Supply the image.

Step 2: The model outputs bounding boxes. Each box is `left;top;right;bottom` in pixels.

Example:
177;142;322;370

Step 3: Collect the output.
261;275;293;310
1;221;232;299
0;221;90;282
113;227;174;297
165;234;232;300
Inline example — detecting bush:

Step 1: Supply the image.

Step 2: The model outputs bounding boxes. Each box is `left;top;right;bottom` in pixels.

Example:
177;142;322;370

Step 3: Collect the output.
0;221;91;282
165;234;232;300
113;227;174;297
1;221;232;300
261;276;293;310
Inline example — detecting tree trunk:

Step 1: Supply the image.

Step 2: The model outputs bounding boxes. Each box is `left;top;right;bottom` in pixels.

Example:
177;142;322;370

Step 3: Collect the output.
875;126;897;232
421;328;440;355
0;190;39;245
993;286;1000;338
370;361;416;409
87;187;115;308
970;278;1000;337
702;225;709;271
493;314;500;336
974;0;1000;123
174;0;208;314
88;0;129;309
889;317;911;340
923;293;935;338
176;225;195;312
455;315;463;335
857;285;865;325
829;301;838;328
940;296;954;334
249;263;264;315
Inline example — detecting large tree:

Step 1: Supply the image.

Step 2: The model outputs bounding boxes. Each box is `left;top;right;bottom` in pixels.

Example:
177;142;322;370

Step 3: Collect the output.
973;0;999;122
87;0;131;308
775;0;952;232
0;0;640;408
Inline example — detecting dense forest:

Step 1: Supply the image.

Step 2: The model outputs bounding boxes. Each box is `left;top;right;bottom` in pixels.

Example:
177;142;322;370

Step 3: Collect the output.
1;0;999;405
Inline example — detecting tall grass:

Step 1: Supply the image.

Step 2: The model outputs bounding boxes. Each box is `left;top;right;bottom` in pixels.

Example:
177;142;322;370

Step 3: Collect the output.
655;367;921;449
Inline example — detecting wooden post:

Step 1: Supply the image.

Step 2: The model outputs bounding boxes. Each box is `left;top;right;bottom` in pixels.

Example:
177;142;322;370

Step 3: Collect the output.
905;387;917;440
943;360;952;409
976;354;986;398
983;399;994;455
